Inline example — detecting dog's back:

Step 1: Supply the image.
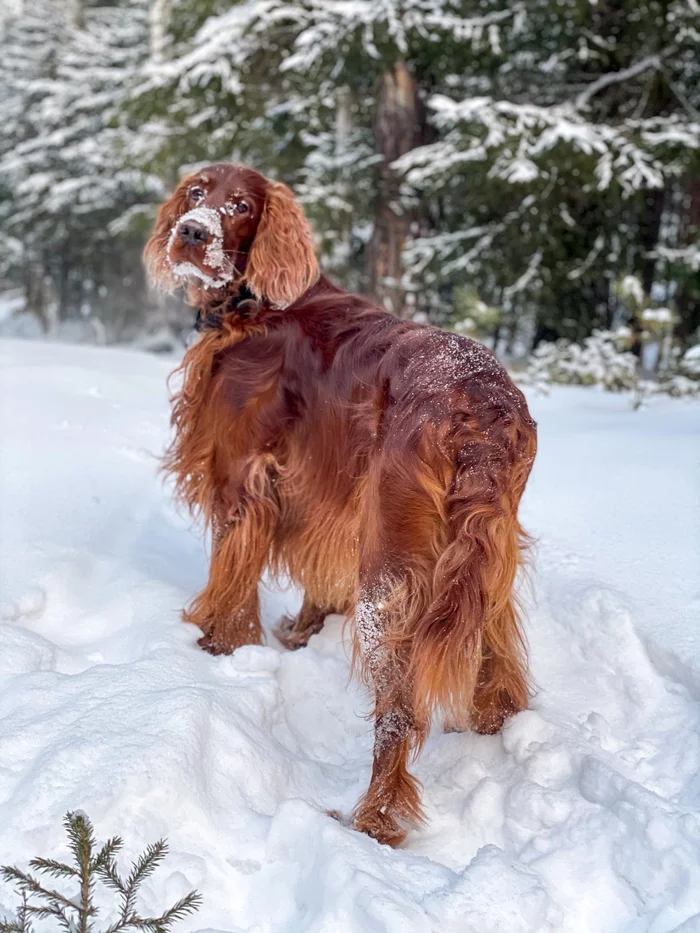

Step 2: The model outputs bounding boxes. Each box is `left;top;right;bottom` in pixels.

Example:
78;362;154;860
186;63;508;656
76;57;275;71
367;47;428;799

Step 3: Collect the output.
204;277;536;730
148;163;537;846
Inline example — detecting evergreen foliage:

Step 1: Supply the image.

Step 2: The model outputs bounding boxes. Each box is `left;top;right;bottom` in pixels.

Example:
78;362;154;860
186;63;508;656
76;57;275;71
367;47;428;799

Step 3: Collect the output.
0;811;201;933
0;0;163;336
0;0;698;350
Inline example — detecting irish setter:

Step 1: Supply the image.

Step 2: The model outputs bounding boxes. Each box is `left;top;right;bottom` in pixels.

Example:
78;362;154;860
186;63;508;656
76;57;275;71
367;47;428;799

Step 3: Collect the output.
145;163;537;847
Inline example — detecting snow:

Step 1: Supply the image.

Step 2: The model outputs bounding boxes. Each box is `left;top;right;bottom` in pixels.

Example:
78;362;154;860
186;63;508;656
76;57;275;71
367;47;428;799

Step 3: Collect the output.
682;345;700;376
620;274;645;307
167;206;235;289
1;337;699;933
642;307;674;324
654;245;700;273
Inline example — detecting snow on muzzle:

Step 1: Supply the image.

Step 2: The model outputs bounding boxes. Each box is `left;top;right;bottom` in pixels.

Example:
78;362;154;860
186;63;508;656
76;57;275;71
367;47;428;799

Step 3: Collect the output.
167;205;235;289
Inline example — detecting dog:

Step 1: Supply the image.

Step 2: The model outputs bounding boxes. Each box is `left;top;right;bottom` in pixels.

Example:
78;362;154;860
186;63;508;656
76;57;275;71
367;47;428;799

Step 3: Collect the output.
144;162;537;846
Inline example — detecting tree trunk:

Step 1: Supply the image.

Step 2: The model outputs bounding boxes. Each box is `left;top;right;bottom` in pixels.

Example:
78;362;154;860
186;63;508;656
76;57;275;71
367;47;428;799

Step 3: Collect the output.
675;172;700;340
149;0;172;63
367;59;423;317
66;0;83;29
638;187;665;296
334;86;353;286
25;257;49;332
628;187;665;358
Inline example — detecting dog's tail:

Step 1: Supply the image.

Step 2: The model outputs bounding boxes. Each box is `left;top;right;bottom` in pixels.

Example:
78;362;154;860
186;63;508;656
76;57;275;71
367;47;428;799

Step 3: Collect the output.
407;418;536;729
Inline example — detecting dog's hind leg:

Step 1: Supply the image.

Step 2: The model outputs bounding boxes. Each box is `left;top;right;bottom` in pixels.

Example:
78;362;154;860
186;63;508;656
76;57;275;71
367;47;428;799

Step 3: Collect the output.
348;454;454;845
351;667;428;847
470;623;529;734
273;594;342;650
444;644;528;734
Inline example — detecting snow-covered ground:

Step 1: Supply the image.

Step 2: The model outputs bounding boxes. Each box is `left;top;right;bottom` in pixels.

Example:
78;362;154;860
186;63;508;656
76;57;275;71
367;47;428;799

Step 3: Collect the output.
1;337;699;933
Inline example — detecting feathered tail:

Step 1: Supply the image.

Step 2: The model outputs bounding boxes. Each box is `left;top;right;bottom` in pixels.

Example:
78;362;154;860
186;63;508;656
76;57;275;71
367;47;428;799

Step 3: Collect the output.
407;420;536;731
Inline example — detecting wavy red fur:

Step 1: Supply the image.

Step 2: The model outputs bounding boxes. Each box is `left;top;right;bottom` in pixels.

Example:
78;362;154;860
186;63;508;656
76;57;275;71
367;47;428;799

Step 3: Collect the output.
145;163;537;847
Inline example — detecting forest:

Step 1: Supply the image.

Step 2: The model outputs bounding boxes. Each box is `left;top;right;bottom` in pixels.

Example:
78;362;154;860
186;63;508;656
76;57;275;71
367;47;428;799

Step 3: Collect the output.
1;0;698;364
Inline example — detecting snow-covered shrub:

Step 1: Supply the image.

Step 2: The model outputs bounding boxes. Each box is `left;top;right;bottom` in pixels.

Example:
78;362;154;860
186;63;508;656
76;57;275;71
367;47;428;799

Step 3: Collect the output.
663;374;700;397
526;329;638;393
0;311;44;340
529;332;700;402
639;344;700;401
680;344;700;378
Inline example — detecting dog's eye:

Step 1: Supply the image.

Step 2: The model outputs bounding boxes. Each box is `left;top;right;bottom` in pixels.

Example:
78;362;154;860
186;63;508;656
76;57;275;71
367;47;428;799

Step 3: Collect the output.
223;200;249;217
189;186;205;204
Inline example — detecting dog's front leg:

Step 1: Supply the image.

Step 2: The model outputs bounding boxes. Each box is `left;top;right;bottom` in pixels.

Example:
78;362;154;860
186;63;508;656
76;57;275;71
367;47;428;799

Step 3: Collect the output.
184;480;277;655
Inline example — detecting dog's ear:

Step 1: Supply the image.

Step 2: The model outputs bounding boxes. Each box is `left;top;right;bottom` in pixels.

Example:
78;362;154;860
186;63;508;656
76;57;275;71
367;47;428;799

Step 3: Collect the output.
144;182;190;291
245;182;319;308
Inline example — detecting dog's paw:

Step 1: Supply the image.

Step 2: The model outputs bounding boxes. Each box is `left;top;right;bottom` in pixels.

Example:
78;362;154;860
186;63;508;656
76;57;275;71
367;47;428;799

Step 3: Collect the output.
351;807;407;848
197;629;236;655
273;614;310;651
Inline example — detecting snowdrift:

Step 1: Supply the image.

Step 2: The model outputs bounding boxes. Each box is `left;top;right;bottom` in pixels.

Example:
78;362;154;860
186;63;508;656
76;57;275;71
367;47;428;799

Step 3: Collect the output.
1;338;699;933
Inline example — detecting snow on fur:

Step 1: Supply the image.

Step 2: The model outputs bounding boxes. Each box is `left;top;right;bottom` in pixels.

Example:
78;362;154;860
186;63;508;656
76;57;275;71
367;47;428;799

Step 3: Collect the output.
0;337;699;932
167;205;235;289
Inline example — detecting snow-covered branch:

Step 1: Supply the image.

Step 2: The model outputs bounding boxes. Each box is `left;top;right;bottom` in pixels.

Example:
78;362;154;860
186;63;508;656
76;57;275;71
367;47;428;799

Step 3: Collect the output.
503;249;542;297
396;95;667;193
143;0;525;91
567;234;605;281
575;55;663;110
650;244;700;271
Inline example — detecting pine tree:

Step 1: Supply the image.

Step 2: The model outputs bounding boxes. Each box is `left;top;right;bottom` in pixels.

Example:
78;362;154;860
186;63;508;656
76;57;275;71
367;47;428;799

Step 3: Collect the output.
398;0;700;342
0;811;201;933
137;0;522;314
139;0;700;342
2;0;697;343
0;0;65;327
0;0;162;337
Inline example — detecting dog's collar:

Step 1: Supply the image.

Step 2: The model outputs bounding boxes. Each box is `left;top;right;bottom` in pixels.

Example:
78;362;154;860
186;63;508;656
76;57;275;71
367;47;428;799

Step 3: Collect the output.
194;284;257;332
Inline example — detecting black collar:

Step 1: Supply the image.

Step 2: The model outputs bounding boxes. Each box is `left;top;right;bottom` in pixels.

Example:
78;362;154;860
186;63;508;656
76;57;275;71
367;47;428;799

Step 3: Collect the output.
194;285;257;332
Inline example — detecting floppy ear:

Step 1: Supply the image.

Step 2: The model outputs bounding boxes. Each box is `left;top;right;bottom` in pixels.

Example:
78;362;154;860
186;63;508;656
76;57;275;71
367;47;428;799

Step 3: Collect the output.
143;183;189;291
245;182;320;308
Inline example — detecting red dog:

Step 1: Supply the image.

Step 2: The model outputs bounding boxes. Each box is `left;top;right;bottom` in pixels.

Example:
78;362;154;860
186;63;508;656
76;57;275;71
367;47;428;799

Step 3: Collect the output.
145;163;537;846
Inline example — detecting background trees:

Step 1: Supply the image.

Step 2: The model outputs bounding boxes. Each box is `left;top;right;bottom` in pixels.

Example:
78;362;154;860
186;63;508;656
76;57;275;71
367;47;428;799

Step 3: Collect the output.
0;0;698;353
0;0;161;339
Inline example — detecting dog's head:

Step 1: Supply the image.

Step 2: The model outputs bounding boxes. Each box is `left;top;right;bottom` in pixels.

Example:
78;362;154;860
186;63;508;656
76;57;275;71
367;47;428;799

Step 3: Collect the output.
144;163;319;309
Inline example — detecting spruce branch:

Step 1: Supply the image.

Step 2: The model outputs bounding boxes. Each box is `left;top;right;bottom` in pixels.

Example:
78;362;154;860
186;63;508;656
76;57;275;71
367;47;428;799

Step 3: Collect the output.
92;837;124;875
94;857;126;896
125;841;167;894
92;837;126;897
101;891;202;933
64;811;98;933
26;858;77;880
1;812;201;933
1;866;80;912
0;892;33;933
64;811;96;873
150;891;203;930
120;841;167;924
21;902;73;933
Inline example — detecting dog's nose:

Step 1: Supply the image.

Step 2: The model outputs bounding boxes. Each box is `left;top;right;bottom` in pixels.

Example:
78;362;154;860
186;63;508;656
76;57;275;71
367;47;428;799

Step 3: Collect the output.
179;220;210;247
